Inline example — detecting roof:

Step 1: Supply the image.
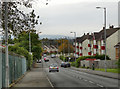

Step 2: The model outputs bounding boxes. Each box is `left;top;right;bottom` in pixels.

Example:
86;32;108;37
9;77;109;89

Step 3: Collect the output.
97;27;120;40
114;42;120;48
76;27;120;43
76;34;88;43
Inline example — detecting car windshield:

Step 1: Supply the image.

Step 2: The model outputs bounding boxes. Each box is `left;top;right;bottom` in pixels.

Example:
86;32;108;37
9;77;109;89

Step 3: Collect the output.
50;64;57;67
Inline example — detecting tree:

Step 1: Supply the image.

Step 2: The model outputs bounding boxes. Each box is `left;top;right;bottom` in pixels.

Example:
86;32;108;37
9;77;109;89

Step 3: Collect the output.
58;39;74;53
1;1;40;37
8;43;33;70
16;30;42;60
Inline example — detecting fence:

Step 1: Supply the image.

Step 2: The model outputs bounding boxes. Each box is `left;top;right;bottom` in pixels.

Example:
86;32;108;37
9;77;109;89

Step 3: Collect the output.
81;60;118;69
0;51;27;88
0;50;2;89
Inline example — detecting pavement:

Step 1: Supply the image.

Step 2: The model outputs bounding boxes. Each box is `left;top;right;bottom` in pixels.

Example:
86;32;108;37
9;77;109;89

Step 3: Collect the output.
70;66;120;80
12;63;52;88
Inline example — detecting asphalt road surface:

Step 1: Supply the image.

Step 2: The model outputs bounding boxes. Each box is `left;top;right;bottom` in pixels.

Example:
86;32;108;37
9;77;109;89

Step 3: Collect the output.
42;56;119;88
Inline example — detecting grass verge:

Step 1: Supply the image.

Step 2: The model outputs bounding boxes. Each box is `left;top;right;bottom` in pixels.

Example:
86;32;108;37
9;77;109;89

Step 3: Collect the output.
95;68;120;73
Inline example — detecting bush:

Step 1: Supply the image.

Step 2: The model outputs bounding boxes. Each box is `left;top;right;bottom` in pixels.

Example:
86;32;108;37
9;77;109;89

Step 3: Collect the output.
75;56;86;68
71;62;76;67
9;44;33;70
94;54;110;60
116;58;120;68
60;55;64;61
72;54;111;68
60;55;69;62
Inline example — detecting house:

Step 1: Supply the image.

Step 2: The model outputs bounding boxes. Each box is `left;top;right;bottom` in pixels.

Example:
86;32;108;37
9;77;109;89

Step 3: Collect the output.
114;42;120;60
74;26;120;60
43;45;58;54
118;1;120;27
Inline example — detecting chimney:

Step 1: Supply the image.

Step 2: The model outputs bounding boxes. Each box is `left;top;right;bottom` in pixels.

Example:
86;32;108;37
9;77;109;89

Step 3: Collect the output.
103;27;105;29
87;33;89;36
109;25;114;28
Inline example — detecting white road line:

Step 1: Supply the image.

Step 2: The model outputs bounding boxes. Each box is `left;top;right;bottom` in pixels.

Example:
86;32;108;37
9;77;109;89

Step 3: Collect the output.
89;81;94;84
97;84;104;87
84;79;88;82
46;75;54;88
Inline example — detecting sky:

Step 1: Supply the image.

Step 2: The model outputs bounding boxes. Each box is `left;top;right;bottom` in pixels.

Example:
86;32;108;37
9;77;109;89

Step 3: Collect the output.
118;1;120;26
1;0;120;38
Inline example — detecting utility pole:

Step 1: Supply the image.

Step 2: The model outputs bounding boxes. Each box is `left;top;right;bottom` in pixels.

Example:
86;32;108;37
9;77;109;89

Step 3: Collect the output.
104;7;107;72
68;37;70;57
63;38;64;56
29;31;31;53
5;2;9;88
57;39;58;57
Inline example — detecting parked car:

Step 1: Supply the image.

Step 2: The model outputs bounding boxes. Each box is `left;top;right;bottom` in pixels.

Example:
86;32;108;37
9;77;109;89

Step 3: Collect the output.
49;63;59;72
43;54;47;57
61;62;71;68
44;57;49;62
51;54;56;58
61;62;66;67
37;60;42;63
65;62;71;67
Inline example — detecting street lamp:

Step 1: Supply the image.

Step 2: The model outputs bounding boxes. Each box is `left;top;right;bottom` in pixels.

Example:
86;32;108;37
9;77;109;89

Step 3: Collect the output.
96;6;107;72
70;32;76;62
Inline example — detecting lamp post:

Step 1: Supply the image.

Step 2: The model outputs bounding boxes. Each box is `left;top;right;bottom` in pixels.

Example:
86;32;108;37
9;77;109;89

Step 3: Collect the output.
4;2;9;88
96;6;107;72
67;37;70;57
70;32;76;62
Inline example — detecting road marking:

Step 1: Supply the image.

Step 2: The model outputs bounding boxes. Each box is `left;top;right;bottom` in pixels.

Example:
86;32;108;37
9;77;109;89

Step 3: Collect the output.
89;81;94;84
46;75;55;88
97;84;104;87
84;79;88;82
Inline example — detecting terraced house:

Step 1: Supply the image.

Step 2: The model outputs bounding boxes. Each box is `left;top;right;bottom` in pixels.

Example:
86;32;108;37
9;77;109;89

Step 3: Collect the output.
73;26;120;60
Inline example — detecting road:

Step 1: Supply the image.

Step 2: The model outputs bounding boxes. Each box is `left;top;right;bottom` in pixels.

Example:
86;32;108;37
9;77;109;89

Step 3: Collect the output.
42;56;119;88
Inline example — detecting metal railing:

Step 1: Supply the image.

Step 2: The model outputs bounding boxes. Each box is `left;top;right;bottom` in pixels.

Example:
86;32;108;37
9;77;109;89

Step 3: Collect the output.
0;51;27;88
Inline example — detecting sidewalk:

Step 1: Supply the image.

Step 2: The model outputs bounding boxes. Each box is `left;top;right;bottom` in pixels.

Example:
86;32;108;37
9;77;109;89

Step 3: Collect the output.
70;67;120;80
13;63;52;87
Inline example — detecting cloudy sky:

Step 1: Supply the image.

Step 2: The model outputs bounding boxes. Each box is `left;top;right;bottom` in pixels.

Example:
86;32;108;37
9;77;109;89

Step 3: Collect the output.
29;0;119;37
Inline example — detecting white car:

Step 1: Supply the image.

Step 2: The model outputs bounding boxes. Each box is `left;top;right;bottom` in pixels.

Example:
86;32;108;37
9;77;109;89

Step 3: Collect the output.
51;54;56;58
49;63;59;72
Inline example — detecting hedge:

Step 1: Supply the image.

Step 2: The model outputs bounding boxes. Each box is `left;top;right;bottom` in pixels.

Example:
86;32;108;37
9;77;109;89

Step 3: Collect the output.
73;54;111;68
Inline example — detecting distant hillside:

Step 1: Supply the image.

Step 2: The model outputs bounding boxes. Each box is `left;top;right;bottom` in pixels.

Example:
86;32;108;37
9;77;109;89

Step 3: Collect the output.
39;34;73;39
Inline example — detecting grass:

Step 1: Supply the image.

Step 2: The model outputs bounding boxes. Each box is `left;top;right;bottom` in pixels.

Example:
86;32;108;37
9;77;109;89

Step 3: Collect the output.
95;68;120;73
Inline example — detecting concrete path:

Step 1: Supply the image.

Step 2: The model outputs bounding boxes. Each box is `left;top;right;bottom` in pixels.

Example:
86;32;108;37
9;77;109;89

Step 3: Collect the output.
13;63;52;87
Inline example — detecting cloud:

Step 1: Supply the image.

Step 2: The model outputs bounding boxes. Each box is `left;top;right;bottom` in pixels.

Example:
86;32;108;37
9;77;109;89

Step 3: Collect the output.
32;0;118;37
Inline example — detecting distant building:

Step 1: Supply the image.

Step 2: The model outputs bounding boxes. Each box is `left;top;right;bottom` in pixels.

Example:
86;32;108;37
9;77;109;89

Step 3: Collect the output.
43;45;58;54
118;1;120;27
